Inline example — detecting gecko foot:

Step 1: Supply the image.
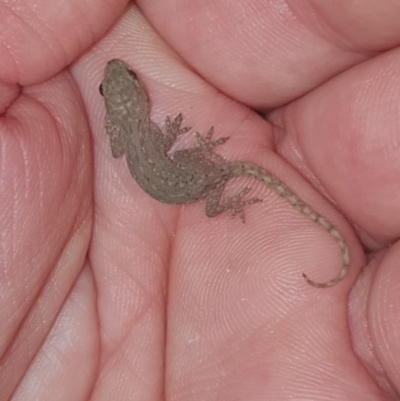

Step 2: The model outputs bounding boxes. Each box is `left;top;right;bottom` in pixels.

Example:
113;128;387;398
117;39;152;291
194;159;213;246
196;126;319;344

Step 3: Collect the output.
195;127;229;163
222;187;263;223
165;113;191;139
196;127;229;149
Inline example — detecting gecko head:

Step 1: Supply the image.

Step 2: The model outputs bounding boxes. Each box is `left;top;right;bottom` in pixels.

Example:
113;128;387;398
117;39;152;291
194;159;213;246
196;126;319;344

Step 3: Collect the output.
100;59;137;96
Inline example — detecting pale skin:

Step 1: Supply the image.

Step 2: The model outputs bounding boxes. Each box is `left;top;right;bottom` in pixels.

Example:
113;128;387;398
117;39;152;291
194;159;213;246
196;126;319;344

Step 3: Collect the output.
2;1;400;400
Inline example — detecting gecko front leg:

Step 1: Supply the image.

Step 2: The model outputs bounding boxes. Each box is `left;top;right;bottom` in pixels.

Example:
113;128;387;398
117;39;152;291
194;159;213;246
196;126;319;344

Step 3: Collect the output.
162;113;191;150
104;115;128;158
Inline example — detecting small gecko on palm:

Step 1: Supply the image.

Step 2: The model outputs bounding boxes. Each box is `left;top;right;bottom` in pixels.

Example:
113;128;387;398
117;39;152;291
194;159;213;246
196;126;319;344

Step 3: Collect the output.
100;59;349;288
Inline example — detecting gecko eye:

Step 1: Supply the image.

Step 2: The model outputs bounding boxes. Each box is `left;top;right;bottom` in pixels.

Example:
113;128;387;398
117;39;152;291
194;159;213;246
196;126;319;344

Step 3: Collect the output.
99;84;104;96
127;69;137;79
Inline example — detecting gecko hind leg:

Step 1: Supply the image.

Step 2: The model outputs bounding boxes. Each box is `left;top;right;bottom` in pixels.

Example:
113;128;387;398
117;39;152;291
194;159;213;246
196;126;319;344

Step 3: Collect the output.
206;186;262;223
173;127;230;165
195;127;229;163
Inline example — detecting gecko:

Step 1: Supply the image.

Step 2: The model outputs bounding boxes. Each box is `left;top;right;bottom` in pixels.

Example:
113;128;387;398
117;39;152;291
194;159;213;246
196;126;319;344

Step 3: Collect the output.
99;59;349;288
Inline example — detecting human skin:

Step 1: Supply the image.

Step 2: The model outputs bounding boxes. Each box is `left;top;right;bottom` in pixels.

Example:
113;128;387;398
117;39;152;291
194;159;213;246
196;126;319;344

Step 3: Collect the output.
1;0;400;400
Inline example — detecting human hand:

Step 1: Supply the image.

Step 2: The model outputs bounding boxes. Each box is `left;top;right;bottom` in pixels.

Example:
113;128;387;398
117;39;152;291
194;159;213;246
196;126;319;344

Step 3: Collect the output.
2;1;400;399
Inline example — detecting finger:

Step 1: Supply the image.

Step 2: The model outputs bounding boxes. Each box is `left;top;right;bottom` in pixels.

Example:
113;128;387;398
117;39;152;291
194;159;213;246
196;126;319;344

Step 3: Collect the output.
0;71;92;398
273;48;400;247
140;0;400;107
0;0;128;84
11;267;99;401
366;242;400;395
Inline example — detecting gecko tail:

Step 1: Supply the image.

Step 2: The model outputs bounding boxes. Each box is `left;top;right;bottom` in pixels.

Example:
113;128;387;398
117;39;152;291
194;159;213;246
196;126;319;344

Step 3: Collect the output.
301;266;347;289
301;228;350;288
229;161;351;288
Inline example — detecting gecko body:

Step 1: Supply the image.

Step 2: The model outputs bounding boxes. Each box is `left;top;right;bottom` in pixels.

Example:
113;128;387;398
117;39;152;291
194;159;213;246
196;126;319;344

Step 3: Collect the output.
100;59;349;288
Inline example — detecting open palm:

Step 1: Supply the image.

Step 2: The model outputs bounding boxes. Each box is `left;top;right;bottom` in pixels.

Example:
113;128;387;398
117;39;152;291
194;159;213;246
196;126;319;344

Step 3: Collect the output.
2;1;400;400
